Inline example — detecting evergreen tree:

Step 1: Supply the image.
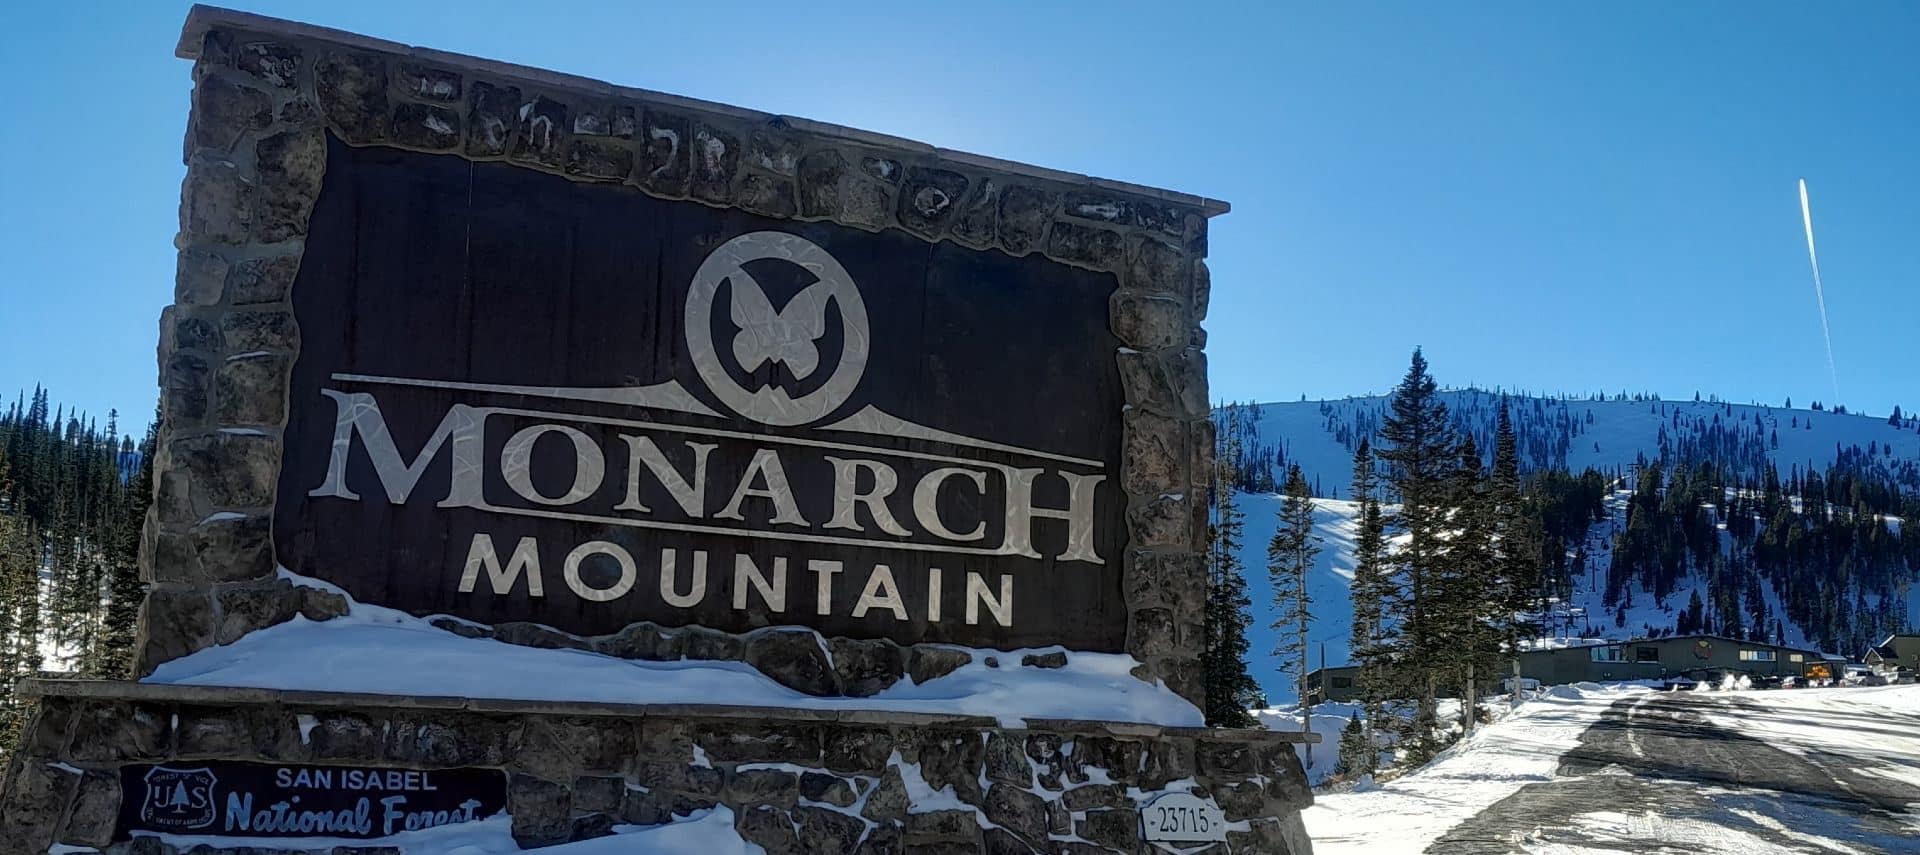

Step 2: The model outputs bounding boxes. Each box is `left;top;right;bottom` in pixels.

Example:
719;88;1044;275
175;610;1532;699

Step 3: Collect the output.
1334;712;1371;777
1268;464;1318;751
1346;446;1394;754
92;412;156;678
1376;348;1457;756
1202;428;1263;727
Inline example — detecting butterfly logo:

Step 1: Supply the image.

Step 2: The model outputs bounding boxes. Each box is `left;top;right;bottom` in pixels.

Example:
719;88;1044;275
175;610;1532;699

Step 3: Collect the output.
727;269;836;381
685;231;870;427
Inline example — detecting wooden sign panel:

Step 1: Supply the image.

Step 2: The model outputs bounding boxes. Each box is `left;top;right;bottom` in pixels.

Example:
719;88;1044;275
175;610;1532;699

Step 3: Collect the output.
114;761;505;840
272;137;1129;650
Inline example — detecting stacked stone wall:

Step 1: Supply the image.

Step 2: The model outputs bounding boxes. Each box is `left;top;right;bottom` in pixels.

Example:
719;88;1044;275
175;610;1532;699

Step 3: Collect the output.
1;682;1311;854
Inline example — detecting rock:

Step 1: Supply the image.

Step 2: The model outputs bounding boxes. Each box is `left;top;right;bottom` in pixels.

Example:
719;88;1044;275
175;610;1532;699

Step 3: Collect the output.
566;140;633;181
1129;235;1190;295
950;178;999;248
0;761;78;849
907;646;972;685
466;82;521;157
60;770;119;845
137;587;214;671
681;625;745;661
192;77;272;151
982;827;1038;855
1075;809;1138;851
998;186;1055;255
915;730;984;804
744;629;838;696
1116;347;1209;420
550;717;639;774
1112;293;1186;351
315;52;389;143
222;309;298;353
299;584;350;622
739;172;798;218
390;103;461;150
982;784;1048;846
188;512;272;581
175;708;251;756
1193;259;1212;322
984;733;1031;788
1217;779;1267;821
569;812;615;842
696;723;822;764
859;766;907;822
797;149;847;218
733;805;797;853
1019;651;1068;669
1197;741;1256;779
897;168;968;238
1047;221;1125;269
903;809;978;844
1127;493;1191;550
183;160;251;245
594;622;680;660
823;727;893;775
726;768;799;807
830;637;904;697
70;703;169;763
494;622;592;651
310;711;381;760
1061;783;1127;812
511;96;568;168
853;823;901;855
692;124;740;202
226;254;300;306
1129;607;1178;657
798;772;856;807
214;352;292;426
508;775;571;847
792;805;866;855
396;64;461;101
638;110;692;195
235;41;299;88
163;353;211;423
214;583;299;644
859;155;900;182
1122;409;1186;498
175;248;228;306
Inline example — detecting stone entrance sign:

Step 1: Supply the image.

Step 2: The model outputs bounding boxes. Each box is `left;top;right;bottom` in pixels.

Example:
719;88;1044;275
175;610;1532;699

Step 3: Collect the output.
0;6;1320;854
136;2;1222;696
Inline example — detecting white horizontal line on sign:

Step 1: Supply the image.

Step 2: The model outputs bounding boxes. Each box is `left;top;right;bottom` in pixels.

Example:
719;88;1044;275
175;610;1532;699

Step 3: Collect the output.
331;372;1105;470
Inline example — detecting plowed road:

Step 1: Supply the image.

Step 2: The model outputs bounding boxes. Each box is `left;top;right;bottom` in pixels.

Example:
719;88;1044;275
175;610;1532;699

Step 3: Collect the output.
1426;691;1920;854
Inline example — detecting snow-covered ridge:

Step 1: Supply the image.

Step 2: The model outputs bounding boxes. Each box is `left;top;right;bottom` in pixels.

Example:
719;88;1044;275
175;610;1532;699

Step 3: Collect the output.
1239;390;1920;499
141;571;1202;729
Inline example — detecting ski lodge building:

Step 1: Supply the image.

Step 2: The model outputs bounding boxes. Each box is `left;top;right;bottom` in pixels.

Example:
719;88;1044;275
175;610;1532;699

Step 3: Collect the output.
1306;634;1827;703
1864;633;1920;679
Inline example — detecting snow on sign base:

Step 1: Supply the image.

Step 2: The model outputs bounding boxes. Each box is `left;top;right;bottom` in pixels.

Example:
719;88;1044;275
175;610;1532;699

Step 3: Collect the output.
1139;791;1228;846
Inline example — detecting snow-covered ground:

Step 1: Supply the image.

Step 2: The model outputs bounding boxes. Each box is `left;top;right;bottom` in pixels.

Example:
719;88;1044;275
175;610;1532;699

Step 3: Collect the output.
1301;682;1653;852
141;571;1202;729
1304;683;1920;854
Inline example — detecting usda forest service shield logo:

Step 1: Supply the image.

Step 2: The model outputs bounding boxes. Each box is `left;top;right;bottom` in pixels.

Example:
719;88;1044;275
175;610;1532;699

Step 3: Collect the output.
140;766;218;830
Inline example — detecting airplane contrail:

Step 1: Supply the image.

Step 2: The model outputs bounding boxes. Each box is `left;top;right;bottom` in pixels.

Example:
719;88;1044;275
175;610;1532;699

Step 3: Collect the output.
1798;178;1840;404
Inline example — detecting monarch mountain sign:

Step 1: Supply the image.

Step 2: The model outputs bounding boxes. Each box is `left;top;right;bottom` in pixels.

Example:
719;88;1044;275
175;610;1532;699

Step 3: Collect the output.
273;139;1130;649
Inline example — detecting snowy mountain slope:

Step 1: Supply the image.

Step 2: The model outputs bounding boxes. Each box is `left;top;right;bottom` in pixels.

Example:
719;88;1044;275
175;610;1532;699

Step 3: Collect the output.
1246;390;1920;500
1239;496;1365;705
1232;391;1920;703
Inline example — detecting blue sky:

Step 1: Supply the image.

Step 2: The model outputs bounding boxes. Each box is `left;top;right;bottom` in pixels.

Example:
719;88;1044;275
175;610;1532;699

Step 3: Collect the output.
3;2;1917;432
